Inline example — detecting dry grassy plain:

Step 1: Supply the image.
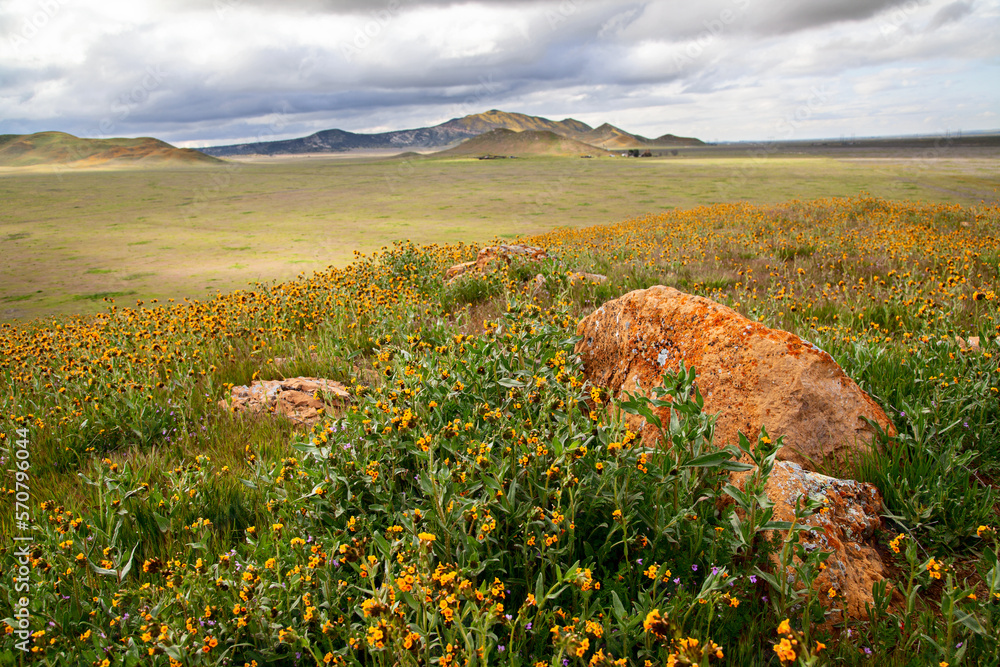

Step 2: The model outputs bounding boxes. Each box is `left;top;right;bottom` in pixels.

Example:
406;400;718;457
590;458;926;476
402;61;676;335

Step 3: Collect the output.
1;147;997;320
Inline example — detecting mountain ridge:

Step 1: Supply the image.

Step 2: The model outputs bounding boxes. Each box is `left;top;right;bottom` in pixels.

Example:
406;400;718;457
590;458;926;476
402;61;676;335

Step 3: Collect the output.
200;110;702;157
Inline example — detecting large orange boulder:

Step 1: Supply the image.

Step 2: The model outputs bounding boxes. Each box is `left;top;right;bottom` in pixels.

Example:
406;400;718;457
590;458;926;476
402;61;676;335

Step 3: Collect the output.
575;286;894;470
732;461;888;621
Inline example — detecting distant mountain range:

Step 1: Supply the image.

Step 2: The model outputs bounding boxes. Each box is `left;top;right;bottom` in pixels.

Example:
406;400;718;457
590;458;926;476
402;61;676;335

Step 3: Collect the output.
0;131;220;167
200;110;704;157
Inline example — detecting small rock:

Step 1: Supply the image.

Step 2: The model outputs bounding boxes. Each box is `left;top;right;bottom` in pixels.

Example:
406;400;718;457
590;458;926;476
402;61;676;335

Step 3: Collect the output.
731;461;889;622
445;244;548;281
955;335;981;353
221;377;350;427
568;271;607;284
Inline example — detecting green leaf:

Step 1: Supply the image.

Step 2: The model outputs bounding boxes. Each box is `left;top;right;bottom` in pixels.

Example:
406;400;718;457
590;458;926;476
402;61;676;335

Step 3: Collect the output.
760;521;794;531
153;512;170;533
684;451;732;468
954;608;985;635
611;591;626;623
723;484;749;509
88;560;118;577
118;542;140;581
372;532;391;556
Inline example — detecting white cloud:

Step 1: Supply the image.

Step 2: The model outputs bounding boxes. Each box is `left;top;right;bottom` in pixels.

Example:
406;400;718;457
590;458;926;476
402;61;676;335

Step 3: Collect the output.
0;0;997;143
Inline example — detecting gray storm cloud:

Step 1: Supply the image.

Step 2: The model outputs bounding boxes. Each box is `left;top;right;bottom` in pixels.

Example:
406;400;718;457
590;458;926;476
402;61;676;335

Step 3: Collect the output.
0;0;997;144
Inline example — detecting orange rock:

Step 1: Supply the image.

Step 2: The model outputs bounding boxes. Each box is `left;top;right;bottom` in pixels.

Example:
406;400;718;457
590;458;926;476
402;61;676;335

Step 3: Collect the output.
731;461;888;622
575;286;895;471
221;377;350;427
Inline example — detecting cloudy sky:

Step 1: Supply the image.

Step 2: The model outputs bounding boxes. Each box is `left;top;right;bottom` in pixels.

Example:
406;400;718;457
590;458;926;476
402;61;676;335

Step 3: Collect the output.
2;0;998;147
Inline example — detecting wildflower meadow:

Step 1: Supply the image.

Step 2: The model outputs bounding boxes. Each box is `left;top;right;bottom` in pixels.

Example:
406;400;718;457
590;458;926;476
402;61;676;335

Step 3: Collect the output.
1;196;998;666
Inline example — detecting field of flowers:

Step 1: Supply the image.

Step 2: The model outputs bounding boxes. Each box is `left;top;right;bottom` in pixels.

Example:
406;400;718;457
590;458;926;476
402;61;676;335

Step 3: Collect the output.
1;195;998;666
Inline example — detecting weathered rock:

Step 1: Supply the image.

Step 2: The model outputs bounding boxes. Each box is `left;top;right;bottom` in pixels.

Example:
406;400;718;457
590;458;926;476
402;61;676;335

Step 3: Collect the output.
445;244;548;281
532;271;607;296
575;286;894;470
221;377;350;427
732;461;888;622
956;335;981;353
567;271;607;284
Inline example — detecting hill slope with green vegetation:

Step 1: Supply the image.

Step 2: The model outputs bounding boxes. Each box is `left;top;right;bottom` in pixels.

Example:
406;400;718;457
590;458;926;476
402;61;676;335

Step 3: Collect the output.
0;197;998;666
0;131;221;167
439;128;607;156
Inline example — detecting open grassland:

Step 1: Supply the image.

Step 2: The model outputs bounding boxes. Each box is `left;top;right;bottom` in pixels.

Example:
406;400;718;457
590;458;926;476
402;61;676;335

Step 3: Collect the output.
1;150;997;321
1;196;998;666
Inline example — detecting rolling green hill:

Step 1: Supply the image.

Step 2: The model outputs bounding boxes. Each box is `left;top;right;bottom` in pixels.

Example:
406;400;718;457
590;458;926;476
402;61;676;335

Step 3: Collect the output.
0;131;221;167
437;128;608;156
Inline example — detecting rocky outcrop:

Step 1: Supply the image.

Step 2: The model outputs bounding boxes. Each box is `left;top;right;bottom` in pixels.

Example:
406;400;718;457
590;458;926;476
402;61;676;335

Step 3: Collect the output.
221;377;349;427
574;286;894;470
445;244;549;281
733;461;888;621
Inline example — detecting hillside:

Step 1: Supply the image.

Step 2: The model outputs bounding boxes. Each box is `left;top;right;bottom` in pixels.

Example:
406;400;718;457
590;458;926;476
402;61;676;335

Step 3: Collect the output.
200;110;703;157
576;122;654;149
436;128;606;156
0;131;220;167
442;109;592;137
653;132;706;146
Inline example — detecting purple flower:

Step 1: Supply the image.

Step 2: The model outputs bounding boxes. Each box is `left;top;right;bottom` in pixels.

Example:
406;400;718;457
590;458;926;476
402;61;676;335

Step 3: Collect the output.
499;646;506;652
526;622;532;630
563;660;569;667
673;577;680;585
505;614;512;621
863;647;872;656
636;558;643;565
749;575;758;584
691;564;698;572
711;566;719;575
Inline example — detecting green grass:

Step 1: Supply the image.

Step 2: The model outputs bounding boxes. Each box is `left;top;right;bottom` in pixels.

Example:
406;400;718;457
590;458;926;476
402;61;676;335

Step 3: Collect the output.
1;151;997;321
0;192;999;665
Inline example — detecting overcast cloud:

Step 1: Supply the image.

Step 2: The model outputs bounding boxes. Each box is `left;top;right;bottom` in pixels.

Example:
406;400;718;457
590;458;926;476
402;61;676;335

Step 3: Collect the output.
1;0;997;146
